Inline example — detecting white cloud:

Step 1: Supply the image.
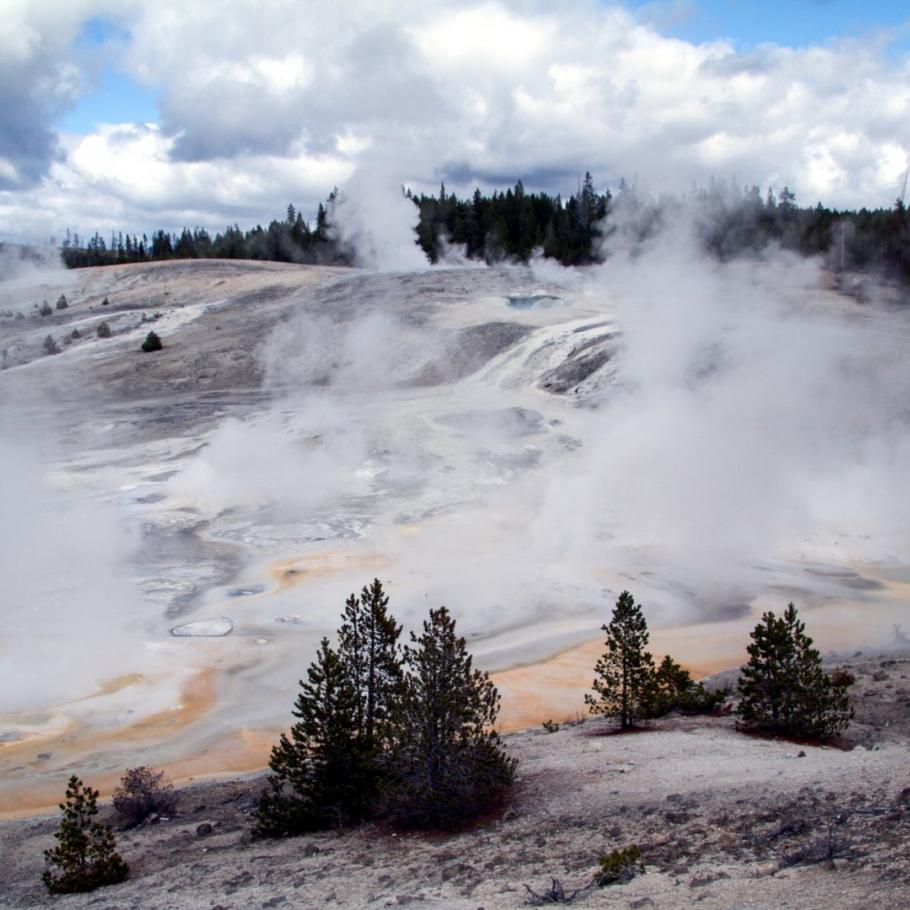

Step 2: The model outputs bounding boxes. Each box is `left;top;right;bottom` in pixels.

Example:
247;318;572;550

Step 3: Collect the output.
2;1;910;238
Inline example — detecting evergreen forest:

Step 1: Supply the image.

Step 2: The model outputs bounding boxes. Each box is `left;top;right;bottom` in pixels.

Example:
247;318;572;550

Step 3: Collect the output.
59;175;910;284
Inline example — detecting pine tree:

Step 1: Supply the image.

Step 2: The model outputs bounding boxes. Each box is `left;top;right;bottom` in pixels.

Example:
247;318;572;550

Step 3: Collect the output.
254;638;369;836
141;331;162;352
42;776;129;894
736;603;853;739
337;578;403;748
585;591;655;729
384;607;515;828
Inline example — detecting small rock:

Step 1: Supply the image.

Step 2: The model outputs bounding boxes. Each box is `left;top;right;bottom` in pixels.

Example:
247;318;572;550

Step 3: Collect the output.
691;871;729;887
262;898;286;908
629;899;655;909
797;750;806;757
755;861;778;877
304;843;320;857
196;822;214;837
442;862;474;882
644;833;669;848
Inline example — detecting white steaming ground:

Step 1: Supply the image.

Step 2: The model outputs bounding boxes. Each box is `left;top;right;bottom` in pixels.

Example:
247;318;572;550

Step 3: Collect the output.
0;213;908;794
167;210;910;652
0;436;148;713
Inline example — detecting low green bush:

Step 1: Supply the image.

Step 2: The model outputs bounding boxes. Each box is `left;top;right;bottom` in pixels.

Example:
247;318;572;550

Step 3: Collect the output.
596;845;643;886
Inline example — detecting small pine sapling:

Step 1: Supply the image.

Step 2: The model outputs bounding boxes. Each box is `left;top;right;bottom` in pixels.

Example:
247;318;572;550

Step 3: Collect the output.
42;776;129;894
141;331;163;352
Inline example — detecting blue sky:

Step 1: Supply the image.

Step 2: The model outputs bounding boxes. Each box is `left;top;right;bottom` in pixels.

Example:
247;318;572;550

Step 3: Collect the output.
628;0;910;49
56;17;158;134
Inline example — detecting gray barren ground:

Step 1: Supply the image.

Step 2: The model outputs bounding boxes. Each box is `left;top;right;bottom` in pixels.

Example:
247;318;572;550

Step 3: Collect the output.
1;652;908;910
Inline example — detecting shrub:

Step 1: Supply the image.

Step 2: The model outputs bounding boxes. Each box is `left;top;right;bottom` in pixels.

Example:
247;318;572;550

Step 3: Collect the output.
830;667;857;688
646;655;726;717
675;682;727;715
585;591;655;729
56;294;68;310
542;719;560;733
39;300;53;316
596;845;643;885
112;767;176;827
97;321;112;338
101;296;110;306
736;603;853;739
43;335;60;355
70;327;81;339
42;776;129;894
141;331;163;352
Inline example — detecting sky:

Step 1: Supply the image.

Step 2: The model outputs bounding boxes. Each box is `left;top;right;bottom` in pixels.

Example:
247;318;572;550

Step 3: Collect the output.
1;0;909;243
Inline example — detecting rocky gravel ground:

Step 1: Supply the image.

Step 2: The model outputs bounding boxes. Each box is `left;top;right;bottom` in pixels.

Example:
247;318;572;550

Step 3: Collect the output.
2;650;908;909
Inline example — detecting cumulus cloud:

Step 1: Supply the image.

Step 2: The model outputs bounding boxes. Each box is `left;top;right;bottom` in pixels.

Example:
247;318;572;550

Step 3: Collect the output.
0;2;82;190
2;1;910;237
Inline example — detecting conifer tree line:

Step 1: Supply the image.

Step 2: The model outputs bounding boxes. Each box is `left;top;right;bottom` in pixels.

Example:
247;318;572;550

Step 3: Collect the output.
60;176;910;283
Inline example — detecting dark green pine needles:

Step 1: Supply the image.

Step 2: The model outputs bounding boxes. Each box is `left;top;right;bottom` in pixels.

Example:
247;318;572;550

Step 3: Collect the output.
383;606;516;828
255;637;372;835
586;591;656;729
736;603;853;739
42;776;128;894
256;578;406;835
255;582;515;835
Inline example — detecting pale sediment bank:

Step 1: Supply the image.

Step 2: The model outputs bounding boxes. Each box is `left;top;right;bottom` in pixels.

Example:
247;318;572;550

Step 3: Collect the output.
0;632;727;819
